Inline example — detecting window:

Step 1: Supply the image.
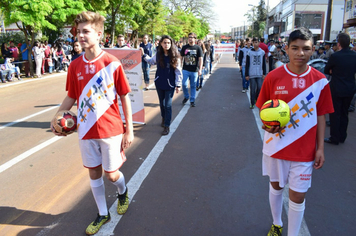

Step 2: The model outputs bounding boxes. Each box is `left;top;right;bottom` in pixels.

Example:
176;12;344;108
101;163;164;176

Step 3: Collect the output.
294;13;322;29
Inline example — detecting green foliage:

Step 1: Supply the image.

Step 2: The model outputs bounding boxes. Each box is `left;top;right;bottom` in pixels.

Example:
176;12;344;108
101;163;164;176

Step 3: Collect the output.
0;0;86;75
244;0;267;38
0;32;27;45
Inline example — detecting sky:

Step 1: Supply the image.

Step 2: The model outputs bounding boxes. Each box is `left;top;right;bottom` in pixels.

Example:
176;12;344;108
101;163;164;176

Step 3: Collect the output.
211;0;281;33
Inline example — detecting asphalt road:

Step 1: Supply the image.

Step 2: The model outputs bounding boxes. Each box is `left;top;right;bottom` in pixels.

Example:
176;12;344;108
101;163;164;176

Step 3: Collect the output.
0;55;355;236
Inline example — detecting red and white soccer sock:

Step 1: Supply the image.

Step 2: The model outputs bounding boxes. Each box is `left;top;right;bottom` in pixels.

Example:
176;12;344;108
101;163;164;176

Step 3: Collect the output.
112;171;126;195
90;177;108;216
288;199;305;236
269;183;284;227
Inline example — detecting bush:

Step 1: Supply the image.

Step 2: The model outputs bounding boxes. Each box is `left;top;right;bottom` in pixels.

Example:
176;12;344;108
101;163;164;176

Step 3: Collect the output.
0;31;27;46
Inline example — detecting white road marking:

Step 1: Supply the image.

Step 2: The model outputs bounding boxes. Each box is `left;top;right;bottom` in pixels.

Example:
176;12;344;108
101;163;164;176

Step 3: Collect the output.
0;136;62;174
246;72;311;236
0;72;67;89
95;61;216;236
0;105;60;130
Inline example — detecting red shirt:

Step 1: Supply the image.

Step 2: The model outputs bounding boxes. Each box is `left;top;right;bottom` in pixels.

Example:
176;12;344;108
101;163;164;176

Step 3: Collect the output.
66;51;131;139
9;46;19;60
259;42;269;58
256;64;334;162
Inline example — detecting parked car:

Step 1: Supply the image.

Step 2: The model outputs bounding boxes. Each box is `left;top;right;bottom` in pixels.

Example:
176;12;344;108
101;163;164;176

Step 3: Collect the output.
307;58;328;74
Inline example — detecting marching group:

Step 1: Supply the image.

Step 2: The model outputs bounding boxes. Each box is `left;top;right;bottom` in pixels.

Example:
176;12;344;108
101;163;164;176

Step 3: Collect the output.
3;11;355;235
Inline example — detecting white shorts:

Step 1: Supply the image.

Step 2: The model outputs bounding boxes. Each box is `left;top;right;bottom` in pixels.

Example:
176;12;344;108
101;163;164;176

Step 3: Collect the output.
79;134;126;173
262;154;313;193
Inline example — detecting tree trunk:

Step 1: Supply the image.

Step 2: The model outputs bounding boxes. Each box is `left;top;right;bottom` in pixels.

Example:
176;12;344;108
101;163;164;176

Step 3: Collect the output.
110;5;116;47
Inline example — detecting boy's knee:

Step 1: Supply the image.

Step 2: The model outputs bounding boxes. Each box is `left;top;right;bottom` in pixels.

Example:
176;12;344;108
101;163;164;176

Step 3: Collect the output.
105;171;120;182
289;189;306;204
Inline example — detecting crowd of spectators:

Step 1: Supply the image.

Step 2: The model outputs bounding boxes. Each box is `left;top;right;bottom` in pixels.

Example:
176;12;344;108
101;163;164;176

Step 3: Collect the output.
0;34;83;83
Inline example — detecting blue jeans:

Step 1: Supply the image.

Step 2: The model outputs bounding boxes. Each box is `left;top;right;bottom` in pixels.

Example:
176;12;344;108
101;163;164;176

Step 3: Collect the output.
241;66;250;90
182;70;198;102
249;77;262;105
156;87;174;127
142;61;150;85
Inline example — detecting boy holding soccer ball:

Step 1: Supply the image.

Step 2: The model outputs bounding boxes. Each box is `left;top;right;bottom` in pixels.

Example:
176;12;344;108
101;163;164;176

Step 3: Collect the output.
51;11;134;235
256;28;334;236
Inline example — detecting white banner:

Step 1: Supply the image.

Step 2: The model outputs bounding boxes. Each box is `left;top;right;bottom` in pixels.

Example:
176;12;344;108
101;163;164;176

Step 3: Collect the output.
103;48;145;124
213;44;235;54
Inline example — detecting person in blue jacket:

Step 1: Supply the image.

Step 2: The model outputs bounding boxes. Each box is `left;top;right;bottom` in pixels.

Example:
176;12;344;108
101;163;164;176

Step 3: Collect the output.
141;35;182;135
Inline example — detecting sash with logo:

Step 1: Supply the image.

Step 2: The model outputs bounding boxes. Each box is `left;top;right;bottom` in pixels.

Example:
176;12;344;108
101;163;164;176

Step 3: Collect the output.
77;61;120;139
263;78;329;156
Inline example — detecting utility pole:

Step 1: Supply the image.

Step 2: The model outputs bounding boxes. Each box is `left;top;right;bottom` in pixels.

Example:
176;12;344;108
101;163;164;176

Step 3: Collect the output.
324;0;333;40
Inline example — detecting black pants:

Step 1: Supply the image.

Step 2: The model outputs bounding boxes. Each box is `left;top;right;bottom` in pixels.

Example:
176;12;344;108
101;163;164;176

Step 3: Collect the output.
329;95;353;143
268;56;274;72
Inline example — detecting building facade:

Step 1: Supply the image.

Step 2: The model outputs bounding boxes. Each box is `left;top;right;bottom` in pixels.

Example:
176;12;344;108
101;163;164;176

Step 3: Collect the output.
267;0;344;42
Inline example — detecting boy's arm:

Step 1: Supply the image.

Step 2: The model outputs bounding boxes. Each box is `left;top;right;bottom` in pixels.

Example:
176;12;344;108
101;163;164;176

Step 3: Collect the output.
262;54;267;77
51;95;76;136
238;50;243;67
198;56;203;76
120;93;134;150
314;115;326;169
245;55;250;79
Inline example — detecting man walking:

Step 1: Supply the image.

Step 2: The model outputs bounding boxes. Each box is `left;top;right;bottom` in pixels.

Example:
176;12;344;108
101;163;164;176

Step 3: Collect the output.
180;32;203;107
245;37;266;109
324;33;356;145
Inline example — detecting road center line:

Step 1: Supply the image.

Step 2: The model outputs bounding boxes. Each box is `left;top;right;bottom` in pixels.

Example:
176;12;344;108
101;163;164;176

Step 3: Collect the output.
95;62;216;236
0;105;60;131
0;136;62;174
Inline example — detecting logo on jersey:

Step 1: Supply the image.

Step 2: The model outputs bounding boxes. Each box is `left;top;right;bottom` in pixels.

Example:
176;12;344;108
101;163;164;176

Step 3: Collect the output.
265;91;315;142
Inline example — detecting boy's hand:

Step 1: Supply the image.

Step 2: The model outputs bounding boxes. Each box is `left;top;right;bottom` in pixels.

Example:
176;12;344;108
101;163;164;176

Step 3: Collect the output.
50;119;67;136
314;149;325;169
262;124;286;134
246;76;249;81
122;131;134;150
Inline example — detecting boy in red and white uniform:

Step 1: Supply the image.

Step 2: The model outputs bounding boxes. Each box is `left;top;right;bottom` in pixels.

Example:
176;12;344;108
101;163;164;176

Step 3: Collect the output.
51;11;134;235
256;28;334;236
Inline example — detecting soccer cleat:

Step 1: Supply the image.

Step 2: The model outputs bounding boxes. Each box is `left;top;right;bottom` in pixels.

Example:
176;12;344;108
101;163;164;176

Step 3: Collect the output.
190;102;196;107
117;187;129;215
267;224;283;236
250;104;255;109
242;89;246;93
85;213;111;235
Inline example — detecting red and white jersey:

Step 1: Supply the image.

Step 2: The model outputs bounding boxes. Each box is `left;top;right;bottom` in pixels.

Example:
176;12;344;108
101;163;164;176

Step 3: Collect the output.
256;64;334;162
66;51;131;140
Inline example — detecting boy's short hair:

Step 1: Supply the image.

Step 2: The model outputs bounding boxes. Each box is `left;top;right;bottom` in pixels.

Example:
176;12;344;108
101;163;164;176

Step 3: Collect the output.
288;27;314;45
117;34;124;39
337;33;350;49
252;37;259;42
245;38;250;42
188;32;197;39
74;11;105;34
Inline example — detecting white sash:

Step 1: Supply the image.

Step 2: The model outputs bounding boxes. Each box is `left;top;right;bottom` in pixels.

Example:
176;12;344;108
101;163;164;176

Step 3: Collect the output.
263;78;329;156
77;61;121;139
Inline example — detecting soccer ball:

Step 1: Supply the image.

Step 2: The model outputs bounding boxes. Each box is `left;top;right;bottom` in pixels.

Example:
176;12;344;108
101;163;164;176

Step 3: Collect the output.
52;110;77;135
260;99;291;128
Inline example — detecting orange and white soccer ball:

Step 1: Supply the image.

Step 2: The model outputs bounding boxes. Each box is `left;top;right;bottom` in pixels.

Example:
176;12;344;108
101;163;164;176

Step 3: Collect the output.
52;110;77;135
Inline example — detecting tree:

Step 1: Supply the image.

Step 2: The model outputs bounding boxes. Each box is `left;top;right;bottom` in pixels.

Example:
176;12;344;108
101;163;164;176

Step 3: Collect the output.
244;0;266;38
104;0;143;47
0;0;85;76
164;0;214;25
129;0;166;47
